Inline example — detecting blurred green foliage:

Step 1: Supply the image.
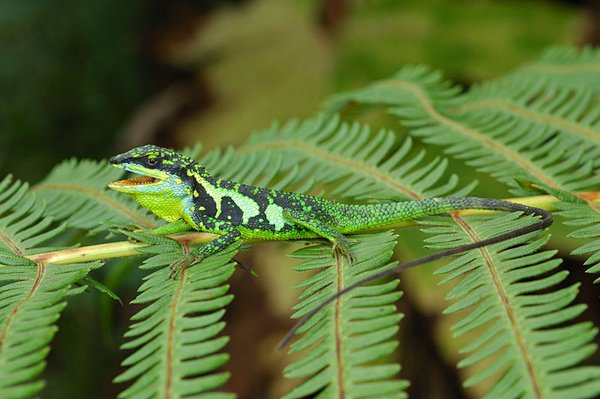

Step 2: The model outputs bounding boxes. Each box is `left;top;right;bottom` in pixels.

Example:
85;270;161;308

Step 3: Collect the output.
0;0;148;181
175;0;581;147
336;0;581;85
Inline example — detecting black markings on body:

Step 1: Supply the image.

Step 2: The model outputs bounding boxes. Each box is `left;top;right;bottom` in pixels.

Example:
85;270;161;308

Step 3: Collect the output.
238;184;270;210
220;196;244;225
237;184;274;229
192;183;217;217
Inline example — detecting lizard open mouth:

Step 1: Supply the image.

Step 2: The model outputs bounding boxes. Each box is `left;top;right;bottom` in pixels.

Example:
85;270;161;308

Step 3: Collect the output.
109;175;161;188
107;161;170;192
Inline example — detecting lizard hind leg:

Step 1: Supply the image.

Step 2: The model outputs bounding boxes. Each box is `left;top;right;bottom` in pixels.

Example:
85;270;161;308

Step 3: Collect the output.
283;209;356;264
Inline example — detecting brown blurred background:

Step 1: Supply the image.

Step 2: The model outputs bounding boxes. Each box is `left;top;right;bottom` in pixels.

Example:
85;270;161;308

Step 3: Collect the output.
1;0;598;398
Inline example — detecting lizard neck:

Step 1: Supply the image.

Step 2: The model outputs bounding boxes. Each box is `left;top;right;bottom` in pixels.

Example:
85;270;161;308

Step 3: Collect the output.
127;178;191;223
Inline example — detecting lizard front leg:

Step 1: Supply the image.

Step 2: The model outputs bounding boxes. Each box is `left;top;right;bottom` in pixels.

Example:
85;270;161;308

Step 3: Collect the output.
171;214;241;275
283;209;356;264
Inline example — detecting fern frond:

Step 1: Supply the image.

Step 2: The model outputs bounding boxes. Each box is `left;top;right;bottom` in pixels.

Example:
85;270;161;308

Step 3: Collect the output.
324;66;600;195
450;74;600;165
0;259;99;398
32;159;159;232
0;174;99;398
445;52;600;285
515;46;600;90
114;234;237;398
241;114;475;202
424;212;600;398
284;232;408;398
0;175;64;255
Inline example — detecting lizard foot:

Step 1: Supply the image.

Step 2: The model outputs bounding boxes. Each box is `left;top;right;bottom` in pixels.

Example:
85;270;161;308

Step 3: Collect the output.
332;239;356;265
168;253;205;279
233;258;258;277
126;232;147;244
106;222;147;243
105;222;143;232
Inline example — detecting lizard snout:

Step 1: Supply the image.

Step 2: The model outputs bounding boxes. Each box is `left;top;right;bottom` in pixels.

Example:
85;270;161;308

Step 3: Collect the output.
109;154;125;165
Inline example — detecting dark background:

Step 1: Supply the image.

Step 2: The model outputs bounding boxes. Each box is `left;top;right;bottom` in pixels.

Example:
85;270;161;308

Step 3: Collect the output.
1;1;598;398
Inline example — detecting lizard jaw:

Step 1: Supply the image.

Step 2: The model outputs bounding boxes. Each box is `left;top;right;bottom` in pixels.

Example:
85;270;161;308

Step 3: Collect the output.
108;163;170;193
109;175;161;189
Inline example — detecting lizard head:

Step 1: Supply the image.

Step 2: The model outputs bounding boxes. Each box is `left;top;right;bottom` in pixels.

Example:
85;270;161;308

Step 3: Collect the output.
108;144;194;195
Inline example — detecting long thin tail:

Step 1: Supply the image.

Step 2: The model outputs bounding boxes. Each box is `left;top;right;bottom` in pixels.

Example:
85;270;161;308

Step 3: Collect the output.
278;198;552;350
339;197;545;232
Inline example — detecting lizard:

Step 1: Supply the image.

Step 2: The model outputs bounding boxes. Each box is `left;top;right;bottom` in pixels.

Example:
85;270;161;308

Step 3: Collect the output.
108;144;553;347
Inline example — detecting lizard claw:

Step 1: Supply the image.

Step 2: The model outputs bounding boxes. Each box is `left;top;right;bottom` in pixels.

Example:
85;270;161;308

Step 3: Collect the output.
127;234;144;244
233;258;258;277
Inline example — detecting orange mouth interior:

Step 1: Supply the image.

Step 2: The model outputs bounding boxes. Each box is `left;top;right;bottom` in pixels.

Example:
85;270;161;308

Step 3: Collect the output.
111;175;160;187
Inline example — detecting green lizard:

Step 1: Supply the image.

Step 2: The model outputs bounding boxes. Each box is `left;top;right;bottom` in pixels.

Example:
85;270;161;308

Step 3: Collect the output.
108;144;552;346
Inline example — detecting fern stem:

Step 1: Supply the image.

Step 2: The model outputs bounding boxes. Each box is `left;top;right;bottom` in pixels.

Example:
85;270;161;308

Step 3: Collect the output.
334;253;347;398
451;215;544;397
23;193;600;267
26;232;218;265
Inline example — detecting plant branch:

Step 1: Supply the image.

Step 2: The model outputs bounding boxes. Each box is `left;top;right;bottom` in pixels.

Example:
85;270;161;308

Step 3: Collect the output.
24;193;600;267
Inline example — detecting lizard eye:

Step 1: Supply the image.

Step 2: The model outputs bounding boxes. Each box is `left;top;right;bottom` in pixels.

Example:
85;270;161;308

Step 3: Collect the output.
146;158;158;166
